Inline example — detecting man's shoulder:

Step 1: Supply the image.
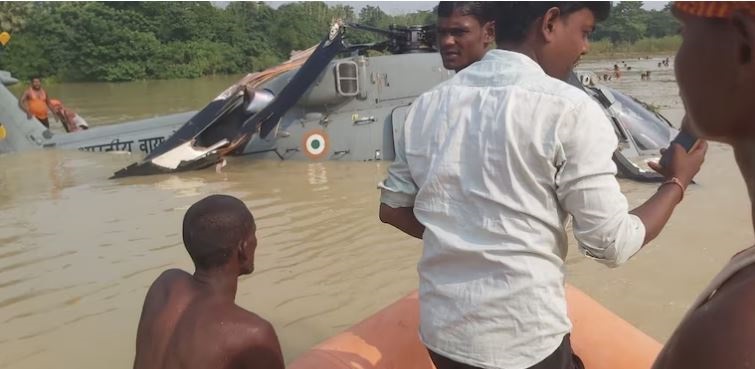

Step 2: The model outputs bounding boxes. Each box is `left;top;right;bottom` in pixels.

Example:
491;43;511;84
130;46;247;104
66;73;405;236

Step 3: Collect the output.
230;305;275;332
147;269;192;294
517;73;594;108
224;306;279;348
658;263;755;369
155;268;192;283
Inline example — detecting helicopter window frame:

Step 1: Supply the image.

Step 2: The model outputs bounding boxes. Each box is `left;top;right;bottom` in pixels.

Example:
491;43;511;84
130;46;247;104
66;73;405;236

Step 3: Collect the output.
335;61;359;97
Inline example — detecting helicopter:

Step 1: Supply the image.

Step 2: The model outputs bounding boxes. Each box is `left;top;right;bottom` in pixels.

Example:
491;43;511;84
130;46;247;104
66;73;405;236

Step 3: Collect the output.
0;22;676;182
111;20;676;181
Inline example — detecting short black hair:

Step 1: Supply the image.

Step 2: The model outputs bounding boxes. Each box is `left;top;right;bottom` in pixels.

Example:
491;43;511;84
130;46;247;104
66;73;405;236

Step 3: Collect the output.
437;1;496;24
495;2;611;44
30;76;40;82
182;194;255;270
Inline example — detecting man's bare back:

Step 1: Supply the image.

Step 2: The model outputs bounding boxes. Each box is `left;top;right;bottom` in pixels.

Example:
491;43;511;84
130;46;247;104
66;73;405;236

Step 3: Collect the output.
134;195;283;369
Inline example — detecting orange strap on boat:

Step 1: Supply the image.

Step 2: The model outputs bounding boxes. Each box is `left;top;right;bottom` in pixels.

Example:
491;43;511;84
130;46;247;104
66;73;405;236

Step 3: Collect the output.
674;1;755;18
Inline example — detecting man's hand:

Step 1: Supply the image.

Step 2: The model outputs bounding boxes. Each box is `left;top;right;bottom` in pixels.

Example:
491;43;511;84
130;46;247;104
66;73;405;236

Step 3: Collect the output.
379;203;425;239
648;139;708;187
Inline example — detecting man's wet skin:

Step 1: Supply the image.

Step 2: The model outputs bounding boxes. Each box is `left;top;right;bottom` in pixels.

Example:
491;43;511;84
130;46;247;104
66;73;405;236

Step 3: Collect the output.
133;195;284;369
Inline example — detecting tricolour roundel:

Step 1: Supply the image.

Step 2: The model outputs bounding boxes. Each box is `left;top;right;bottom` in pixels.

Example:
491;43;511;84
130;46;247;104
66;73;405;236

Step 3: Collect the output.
301;129;330;160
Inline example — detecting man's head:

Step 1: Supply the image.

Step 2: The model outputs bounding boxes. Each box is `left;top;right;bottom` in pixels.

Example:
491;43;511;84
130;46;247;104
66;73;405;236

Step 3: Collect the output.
50;99;63;114
30;77;41;90
436;1;496;72
182;195;257;275
672;2;755;141
495;2;610;80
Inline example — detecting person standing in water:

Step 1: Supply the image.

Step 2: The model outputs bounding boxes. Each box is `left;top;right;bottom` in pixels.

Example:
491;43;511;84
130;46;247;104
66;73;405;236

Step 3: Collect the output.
50;99;89;133
133;195;284;369
652;2;755;368
19;77;53;128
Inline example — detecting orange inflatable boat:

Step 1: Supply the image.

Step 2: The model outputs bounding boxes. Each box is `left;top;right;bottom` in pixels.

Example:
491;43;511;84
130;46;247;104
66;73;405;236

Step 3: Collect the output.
288;284;661;369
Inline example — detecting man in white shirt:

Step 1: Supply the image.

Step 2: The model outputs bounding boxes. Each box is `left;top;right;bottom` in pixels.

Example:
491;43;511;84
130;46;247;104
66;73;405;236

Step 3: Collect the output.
379;3;708;369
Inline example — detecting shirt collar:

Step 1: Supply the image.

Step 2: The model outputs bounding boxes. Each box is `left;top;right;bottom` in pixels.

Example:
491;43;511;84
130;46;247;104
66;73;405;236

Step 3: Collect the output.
481;49;545;73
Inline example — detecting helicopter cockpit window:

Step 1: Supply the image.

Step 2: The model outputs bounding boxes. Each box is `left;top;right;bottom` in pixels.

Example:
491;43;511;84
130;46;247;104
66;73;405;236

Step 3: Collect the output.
336;61;359;96
611;90;673;152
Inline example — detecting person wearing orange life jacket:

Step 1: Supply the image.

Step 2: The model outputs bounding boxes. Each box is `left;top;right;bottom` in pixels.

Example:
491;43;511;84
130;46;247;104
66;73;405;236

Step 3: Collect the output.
19;77;53;128
49;99;89;133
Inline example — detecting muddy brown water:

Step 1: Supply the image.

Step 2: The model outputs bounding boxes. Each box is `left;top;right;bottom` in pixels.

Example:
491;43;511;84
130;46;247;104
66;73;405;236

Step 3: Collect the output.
1;57;751;368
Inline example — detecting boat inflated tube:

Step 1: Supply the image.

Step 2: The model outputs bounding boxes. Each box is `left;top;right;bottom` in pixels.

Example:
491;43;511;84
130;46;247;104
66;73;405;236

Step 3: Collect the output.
288;284;661;369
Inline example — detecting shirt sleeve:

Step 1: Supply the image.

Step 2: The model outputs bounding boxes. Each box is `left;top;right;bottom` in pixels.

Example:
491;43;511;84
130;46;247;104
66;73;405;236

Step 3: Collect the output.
554;99;646;267
378;102;419;208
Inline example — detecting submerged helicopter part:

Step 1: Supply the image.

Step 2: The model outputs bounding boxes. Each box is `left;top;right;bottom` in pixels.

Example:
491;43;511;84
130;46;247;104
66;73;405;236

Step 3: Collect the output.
244;89;276;115
111;21;347;179
572;71;675;182
0;70;18;87
106;21;676;182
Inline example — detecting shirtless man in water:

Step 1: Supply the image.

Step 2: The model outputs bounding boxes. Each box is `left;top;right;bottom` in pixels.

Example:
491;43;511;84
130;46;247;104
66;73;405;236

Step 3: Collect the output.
133;194;284;369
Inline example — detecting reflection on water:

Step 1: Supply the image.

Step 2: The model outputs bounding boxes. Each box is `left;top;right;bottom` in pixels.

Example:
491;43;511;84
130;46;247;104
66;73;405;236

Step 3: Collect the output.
1;56;752;369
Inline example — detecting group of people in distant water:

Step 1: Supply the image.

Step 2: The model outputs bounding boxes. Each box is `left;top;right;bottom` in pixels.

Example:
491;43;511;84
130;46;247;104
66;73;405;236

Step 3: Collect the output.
596;56;670;82
18;76;88;132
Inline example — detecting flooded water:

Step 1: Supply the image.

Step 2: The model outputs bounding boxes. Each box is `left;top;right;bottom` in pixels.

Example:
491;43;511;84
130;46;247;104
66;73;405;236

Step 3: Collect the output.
6;74;245;130
1;56;752;369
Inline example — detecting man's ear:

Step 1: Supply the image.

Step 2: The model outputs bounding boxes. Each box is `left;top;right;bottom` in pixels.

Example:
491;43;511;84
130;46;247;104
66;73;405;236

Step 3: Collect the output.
540;7;562;43
237;239;249;263
483;21;496;45
732;11;755;65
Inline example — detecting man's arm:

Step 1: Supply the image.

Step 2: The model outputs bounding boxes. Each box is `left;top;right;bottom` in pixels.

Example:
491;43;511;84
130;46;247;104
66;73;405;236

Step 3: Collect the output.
45;94;52;110
236;320;285;369
556;102;705;266
639;116;707;243
133;270;186;369
379;204;424;239
633;140;707;243
378;102;422;238
18;91;30;117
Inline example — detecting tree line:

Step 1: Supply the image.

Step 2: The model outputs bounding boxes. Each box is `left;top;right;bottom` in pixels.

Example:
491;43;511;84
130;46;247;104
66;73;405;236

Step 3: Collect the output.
0;2;678;83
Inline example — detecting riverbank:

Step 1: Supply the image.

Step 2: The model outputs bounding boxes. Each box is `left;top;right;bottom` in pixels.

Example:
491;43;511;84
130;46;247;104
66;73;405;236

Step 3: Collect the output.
586;36;682;59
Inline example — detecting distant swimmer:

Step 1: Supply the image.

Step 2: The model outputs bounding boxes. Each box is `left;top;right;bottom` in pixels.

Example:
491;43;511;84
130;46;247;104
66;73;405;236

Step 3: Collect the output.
613;63;622;79
50;99;89;133
133;195;284;369
19;76;53;128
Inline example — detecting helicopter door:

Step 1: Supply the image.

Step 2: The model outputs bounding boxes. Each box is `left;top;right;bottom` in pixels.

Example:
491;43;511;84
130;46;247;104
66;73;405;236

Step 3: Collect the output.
384;105;411;161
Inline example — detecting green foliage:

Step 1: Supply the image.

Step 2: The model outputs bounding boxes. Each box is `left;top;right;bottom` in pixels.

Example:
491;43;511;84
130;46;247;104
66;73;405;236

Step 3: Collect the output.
593;2;680;45
0;2;33;34
0;1;682;82
2;1;435;82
